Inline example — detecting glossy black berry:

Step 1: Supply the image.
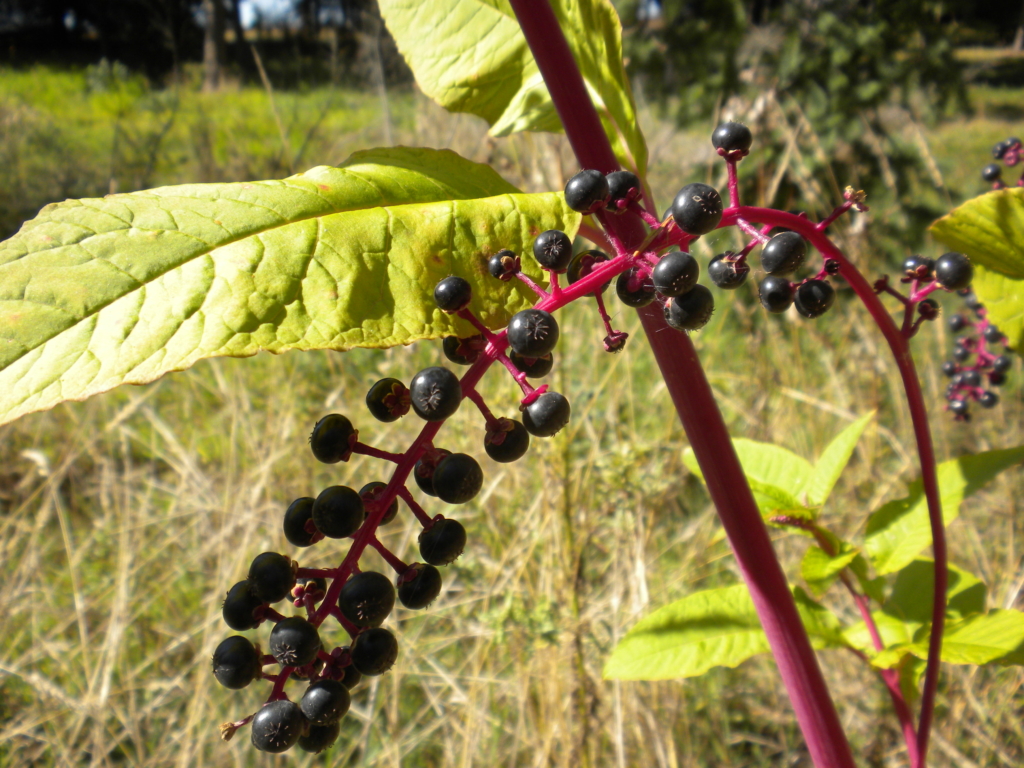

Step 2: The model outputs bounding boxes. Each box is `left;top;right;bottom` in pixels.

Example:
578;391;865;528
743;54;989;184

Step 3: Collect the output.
410;366;462;422
309;414;357;464
222;580;264;630
567;249;610;293
507;309;559;358
249;552;295;604
953;345;971;363
949;399;969;417
251;700;306;754
350;627;398;676
949;314;966;333
651;251;700;297
941;361;958;377
522;391;571;437
485;419;530;463
708;253;749;289
432;452;483;504
339;571;395;629
962;369;982;388
963;291;983;310
984;325;1003;343
711;122;753;153
934;252;973;291
532;230;574;272
824;259;841;275
670;183;723;235
510;350;553;378
990;371;1007;386
761;232;807;276
983;164;1002;183
283;497;318;548
664;285;715;331
794;279;835;319
993;355;1012;374
616;267;656;307
212;635;261;689
269;616;321;668
298;722;340;754
443;335;482;366
414;450;450;497
564;169;610;214
312;485;365;539
902;255;934;280
488;249;519;280
918;298;940;321
418;518;467;566
434;276;472;313
397;563;443;610
300;679;350;725
340;662;362;690
759;276;793;313
980;391;999;408
365;378;410;422
606;170;641;210
359;481;398;525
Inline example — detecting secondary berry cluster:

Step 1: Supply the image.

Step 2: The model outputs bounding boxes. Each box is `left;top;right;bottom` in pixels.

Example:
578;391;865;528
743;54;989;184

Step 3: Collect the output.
941;290;1013;420
212;120;982;754
982;137;1022;189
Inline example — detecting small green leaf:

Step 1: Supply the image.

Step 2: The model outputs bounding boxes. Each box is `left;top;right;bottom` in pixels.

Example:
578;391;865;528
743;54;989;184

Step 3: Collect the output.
885;558;986;627
929;187;1024;279
684;438;814;511
849;555;886;603
603;584;847;681
378;0;648;177
806;411;874;506
903;611;1024;666
970;263;1024;352
801;543;859;597
0;147;581;427
864;446;1024;574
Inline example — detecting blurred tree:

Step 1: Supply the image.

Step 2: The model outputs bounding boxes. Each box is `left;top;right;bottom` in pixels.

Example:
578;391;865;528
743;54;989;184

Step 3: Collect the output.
202;0;226;90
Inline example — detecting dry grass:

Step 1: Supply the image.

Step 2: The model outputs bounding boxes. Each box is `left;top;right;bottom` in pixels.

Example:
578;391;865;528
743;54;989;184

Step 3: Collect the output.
1;76;1023;768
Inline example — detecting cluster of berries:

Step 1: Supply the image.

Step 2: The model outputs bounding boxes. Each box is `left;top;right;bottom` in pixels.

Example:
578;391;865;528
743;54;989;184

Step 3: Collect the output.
982;137;1022;189
941;291;1013;420
211;120;889;755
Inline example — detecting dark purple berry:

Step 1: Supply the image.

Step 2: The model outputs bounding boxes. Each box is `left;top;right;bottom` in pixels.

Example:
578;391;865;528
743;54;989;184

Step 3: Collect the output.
443;335;482;366
484;418;530;463
953;345;971;363
509;349;554;378
350;627;398;676
934;252;973;291
251;700;306;754
949;314;966;332
212;635;261;689
249;552;295;604
339;571;395;629
759;276;793;313
410;366;463;421
507;309;559;358
670;183;723;235
983;164;1002;183
918;298;940;321
397;563;443;610
761;232;807;275
222;580;264;630
993;355;1012;374
312;486;365;539
269;616;321;667
300;679;350;726
309;414;357;464
794;279;835;319
708;252;749;289
902;255;934;280
532;230;574;272
488;249;519;280
521;391;571;437
711;122;753;153
941;361;958;377
984;325;1003;343
962;369;982;388
651;251;700;297
365;378;410;422
606;170;641;210
283;497;318;548
414;449;450;497
949;399;969;418
339;661;362;689
989;371;1007;386
994;140;1011;160
567;249;610;293
564;169;610;214
616;267;656;307
434;276;472;313
298;722;340;754
664;285;715;331
963;292;983;310
979;391;999;409
359;481;398;525
418;518;467;565
432;452;483;504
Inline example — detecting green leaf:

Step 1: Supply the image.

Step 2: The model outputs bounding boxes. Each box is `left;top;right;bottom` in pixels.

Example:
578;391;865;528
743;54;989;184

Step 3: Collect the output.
378;0;648;177
603;584;847;681
970;263;1024;352
930;187;1024;279
864;446;1024;574
885;558;986;626
849;555;886;604
0;147;581;427
801;543;859;597
898;611;1024;666
806;411;874;506
899;656;926;706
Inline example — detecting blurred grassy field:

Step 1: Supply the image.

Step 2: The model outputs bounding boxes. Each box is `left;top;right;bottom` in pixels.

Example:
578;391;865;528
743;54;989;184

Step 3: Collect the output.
0;66;1023;767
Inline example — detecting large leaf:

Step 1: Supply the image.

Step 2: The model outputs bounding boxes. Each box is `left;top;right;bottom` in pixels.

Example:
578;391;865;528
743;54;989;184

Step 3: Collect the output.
930;187;1024;279
805;411;874;506
0;147;581;427
603;584;847;681
970;263;1024;352
864;446;1024;574
378;0;648;177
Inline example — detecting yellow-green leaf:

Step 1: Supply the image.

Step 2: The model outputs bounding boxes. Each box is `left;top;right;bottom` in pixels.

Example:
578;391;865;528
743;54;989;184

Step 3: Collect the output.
930;187;1024;278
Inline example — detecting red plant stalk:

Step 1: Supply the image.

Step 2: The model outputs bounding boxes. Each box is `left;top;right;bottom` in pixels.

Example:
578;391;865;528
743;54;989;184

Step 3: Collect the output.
508;1;856;766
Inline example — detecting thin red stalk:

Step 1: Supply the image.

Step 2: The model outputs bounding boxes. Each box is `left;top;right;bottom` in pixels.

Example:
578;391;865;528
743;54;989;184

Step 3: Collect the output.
723;206;946;764
509;1;857;766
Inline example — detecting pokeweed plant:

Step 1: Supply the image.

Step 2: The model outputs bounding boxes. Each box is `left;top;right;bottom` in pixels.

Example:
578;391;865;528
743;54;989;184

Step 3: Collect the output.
0;0;1022;766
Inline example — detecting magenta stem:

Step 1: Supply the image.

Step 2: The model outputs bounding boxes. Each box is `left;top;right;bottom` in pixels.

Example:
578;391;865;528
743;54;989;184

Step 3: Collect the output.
514;271;551;298
396;486;434;527
465;387;500;426
369;537;408;573
352;443;404;463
